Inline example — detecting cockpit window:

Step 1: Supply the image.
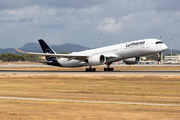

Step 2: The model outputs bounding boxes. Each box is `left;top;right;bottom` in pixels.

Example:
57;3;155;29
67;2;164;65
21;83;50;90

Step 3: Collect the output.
156;41;163;44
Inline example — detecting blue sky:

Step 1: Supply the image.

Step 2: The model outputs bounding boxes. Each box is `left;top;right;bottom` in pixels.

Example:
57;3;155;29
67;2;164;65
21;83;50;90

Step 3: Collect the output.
0;0;180;49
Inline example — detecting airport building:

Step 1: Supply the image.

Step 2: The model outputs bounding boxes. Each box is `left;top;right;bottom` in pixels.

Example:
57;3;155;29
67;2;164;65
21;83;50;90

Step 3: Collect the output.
164;55;180;63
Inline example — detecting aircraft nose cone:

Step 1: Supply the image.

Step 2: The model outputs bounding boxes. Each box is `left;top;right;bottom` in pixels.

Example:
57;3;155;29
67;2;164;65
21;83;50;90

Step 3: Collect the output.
164;44;168;50
162;44;168;51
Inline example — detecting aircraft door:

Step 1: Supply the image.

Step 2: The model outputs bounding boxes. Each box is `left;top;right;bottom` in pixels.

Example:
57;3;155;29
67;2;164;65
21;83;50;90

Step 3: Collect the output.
146;41;149;48
120;45;124;53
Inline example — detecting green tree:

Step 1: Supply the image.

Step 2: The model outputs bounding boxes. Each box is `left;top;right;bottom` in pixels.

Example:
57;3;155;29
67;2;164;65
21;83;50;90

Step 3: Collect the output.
0;53;42;62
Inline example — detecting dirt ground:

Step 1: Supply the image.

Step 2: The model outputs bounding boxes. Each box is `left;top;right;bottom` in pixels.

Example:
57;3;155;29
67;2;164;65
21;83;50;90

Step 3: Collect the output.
0;74;180;119
0;99;180;120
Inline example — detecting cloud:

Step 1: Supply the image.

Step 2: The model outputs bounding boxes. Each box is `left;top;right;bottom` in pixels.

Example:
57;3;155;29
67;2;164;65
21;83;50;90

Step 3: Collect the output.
0;0;107;10
152;0;180;12
0;0;180;49
97;18;123;33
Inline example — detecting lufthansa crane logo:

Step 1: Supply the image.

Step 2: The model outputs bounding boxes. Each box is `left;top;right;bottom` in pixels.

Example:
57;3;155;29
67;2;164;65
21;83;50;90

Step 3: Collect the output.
45;48;52;54
45;48;52;59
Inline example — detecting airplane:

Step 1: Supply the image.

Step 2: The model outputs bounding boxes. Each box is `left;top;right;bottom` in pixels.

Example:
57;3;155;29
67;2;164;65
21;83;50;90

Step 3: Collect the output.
14;38;168;72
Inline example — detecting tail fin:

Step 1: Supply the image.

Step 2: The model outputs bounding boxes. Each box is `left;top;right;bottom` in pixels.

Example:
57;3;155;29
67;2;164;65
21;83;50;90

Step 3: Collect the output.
38;39;56;61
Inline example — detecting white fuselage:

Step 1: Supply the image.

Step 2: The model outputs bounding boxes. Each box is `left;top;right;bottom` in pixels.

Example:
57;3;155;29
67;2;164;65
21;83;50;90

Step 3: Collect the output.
57;39;168;67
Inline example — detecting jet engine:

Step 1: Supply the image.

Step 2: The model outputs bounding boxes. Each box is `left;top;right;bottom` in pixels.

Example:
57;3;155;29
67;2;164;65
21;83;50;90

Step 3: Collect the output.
88;55;106;66
123;57;140;65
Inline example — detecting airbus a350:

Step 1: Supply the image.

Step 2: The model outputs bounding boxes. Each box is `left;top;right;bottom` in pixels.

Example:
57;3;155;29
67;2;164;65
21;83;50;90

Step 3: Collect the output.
14;39;168;72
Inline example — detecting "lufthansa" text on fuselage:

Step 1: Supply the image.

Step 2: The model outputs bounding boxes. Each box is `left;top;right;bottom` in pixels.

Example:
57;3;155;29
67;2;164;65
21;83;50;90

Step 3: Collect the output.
126;41;145;47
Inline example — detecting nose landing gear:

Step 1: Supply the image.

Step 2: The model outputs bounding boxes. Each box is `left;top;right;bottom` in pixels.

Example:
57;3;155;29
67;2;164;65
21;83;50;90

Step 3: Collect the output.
104;67;114;71
104;63;114;72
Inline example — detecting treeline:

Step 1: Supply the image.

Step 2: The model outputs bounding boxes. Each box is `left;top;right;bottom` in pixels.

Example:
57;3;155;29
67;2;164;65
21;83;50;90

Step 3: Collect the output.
0;53;42;62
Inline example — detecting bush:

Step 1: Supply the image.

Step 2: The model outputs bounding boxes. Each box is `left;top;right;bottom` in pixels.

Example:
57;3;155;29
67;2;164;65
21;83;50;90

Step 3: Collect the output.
0;53;42;62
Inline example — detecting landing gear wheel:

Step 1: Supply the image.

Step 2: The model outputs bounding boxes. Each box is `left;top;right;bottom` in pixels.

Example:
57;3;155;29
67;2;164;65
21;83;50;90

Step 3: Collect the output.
104;63;114;72
110;68;114;71
86;68;89;72
85;67;96;72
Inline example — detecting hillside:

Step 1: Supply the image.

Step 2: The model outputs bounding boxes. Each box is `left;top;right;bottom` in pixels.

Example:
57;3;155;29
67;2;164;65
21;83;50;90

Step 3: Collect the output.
0;43;91;55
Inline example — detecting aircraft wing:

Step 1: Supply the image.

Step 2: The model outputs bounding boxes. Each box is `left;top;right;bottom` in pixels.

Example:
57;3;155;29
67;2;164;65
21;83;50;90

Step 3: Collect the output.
14;47;88;59
14;47;118;61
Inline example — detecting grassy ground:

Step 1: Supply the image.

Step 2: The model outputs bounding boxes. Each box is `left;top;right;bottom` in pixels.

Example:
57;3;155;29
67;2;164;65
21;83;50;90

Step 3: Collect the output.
0;99;180;120
0;74;180;119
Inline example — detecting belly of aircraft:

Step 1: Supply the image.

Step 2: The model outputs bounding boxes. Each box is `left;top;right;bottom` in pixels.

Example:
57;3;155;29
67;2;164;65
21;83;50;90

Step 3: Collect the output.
57;58;88;67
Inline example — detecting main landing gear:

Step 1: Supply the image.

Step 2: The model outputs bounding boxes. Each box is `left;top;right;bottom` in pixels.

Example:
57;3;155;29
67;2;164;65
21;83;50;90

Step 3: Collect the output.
85;63;114;72
86;66;96;72
104;63;114;72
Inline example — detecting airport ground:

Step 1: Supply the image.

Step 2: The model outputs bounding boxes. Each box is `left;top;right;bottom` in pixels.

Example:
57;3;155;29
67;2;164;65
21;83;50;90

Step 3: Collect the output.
1;62;180;75
0;62;180;119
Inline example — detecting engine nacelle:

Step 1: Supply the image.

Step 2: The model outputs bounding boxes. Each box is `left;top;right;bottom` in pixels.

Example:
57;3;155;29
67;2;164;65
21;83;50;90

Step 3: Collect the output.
123;57;140;65
88;55;106;66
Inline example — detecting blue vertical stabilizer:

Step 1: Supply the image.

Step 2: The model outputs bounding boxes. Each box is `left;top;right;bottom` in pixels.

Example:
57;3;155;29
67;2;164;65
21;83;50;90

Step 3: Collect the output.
38;39;57;61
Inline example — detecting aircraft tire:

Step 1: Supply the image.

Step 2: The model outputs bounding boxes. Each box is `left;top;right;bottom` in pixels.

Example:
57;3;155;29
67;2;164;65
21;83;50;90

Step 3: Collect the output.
86;68;89;72
86;68;96;72
110;68;114;71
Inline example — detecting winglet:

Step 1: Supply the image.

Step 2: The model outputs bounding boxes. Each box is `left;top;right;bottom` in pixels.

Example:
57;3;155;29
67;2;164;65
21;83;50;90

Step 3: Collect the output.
14;47;28;54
